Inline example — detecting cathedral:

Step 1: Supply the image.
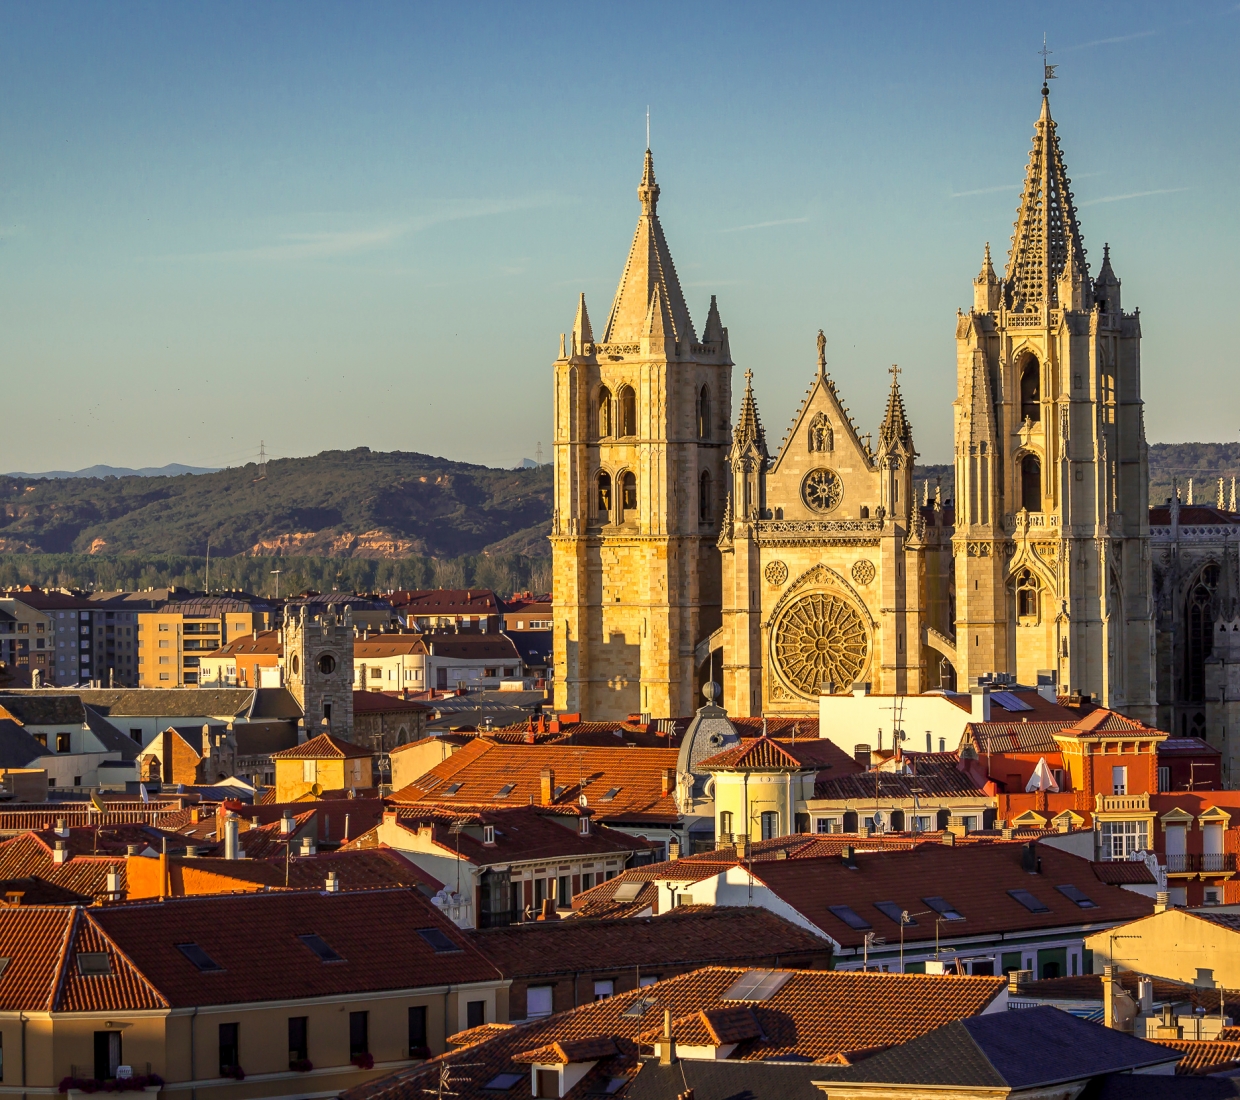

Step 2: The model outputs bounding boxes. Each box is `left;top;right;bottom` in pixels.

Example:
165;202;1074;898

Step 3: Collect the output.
551;83;1157;725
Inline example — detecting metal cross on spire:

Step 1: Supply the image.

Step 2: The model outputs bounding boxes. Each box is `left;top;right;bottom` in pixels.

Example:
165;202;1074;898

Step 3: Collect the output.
1040;34;1057;90
889;364;902;381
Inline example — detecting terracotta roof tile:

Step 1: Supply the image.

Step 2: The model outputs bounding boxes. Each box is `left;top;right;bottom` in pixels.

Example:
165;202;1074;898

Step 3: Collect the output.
470;907;830;978
446;1022;516;1049
1091;860;1158;885
1156;1040;1240;1076
390;741;681;824
90;887;501;1007
0;833;128;902
339;967;1006;1100
513;1037;619;1064
271;732;373;760
699;736;816;771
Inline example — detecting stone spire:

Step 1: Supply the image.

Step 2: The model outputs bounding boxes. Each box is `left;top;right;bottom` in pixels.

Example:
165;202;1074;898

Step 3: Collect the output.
702;295;724;343
1094;242;1121;313
601;150;696;345
570;292;593;355
1005;88;1090;312
964;349;997;446
732;369;768;461
877;366;914;458
973;242;1001;312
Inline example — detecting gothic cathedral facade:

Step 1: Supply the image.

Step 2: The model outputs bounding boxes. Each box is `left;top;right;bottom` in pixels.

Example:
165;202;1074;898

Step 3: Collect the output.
552;87;1156;723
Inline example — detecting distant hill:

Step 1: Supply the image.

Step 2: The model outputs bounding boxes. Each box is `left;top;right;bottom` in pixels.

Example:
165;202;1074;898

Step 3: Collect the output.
0;444;1231;570
0;448;552;559
4;463;218;479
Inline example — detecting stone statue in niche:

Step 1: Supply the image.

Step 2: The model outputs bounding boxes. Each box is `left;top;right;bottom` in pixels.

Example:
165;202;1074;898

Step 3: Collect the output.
808;412;833;453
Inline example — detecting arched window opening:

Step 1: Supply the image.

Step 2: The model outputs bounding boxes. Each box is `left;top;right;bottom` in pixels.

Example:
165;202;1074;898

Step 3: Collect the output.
1020;358;1041;423
596;471;612;522
1021;454;1042;512
1187;563;1220;702
620;471;637;519
619;386;637;437
698;470;712;523
698;385;711;440
1016;569;1039;620
597;386;612;438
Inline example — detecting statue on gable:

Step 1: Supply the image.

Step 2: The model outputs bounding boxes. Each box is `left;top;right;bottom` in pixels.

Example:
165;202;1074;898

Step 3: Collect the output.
808;412;833;453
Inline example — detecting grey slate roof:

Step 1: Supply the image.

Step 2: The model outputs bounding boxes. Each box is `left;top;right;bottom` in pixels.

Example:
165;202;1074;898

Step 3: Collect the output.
0;695;87;726
0;719;51;768
625;1058;826;1100
830;1006;1179;1088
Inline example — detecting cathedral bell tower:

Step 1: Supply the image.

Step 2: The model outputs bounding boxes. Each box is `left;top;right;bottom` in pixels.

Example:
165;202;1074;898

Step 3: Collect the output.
953;84;1156;719
550;150;732;720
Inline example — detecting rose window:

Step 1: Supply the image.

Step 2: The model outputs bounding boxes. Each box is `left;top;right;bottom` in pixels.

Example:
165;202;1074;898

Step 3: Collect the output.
773;591;869;696
801;468;843;513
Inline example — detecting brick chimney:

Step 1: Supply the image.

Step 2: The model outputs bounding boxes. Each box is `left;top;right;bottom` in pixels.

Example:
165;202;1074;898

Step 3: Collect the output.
661;768;676;796
540;767;554;805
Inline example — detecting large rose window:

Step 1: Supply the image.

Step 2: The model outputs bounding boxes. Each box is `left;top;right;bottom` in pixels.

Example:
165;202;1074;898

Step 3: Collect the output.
773;591;869;696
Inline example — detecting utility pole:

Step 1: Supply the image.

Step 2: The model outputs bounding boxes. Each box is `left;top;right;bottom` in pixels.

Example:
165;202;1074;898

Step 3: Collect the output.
271;570;282;599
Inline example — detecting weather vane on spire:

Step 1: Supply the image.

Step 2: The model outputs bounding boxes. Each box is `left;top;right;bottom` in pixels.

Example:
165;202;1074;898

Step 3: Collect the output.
1040;34;1057;91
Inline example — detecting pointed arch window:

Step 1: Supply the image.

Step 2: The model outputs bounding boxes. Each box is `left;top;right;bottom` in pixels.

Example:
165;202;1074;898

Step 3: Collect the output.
618;386;637;437
1020;358;1041;423
808;412;833;453
620;471;637;520
596;472;612;523
1016;569;1039;621
597;386;612;438
1021;454;1042;512
699;470;712;523
1187;563;1220;703
698;385;711;440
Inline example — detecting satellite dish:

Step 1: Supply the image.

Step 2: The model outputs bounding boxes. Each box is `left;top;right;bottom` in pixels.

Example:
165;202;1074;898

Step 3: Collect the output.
311;782;323;797
579;793;588;808
873;810;888;833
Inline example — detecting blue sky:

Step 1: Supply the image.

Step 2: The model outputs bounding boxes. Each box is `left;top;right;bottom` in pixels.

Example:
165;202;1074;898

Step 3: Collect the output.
1;1;1236;471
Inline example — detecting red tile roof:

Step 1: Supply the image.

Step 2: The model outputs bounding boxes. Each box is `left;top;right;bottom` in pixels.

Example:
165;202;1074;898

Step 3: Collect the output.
340;967;1005;1100
390;590;500;614
1158;1039;1240;1076
468;907;831;979
741;842;1154;948
513;1037;619;1064
389;740;681;824
1055;708;1164;738
203;630;281;657
159;847;442;894
698;735;819;771
1091;860;1158;885
271;732;374;760
0;832;128;902
352;691;433;715
90;887;501;1006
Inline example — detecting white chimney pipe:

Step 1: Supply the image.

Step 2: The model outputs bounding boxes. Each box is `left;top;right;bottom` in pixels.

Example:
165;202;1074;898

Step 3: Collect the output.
300;834;316;856
325;871;340;893
106;870;120;900
224;813;240;860
54;817;69;838
52;840;68;865
280;810;294;835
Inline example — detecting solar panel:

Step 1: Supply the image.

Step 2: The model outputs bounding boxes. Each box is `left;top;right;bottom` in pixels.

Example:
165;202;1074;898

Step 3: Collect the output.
298;933;345;962
722;969;793;1001
874;901;915;926
1056;884;1098;909
621;996;656;1018
1007;889;1051;914
921;896;965;921
175;943;223;972
828;905;873;930
991;691;1033;712
416;927;463;954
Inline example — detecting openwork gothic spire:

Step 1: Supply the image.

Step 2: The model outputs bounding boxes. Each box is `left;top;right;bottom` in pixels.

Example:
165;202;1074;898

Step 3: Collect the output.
1005;90;1089;311
732;368;768;460
878;366;914;456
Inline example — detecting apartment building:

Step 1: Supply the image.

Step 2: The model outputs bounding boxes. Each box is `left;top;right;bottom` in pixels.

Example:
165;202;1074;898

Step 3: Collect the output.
390;589;500;633
136;595;276;687
1;589;143;688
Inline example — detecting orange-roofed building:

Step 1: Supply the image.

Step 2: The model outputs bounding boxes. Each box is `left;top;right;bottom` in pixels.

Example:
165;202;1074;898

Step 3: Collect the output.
270;732;374;802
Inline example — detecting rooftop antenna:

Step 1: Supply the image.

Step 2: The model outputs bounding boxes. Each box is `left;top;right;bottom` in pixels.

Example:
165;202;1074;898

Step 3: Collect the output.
1040;34;1057;93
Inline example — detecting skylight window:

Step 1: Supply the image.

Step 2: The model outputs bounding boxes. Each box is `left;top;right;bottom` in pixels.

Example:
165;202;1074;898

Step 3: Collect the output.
874;901;915;926
298;933;345;962
828;905;872;931
175;943;223;972
1007;889;1050;914
483;1074;524;1091
0;957;9;978
621;996;656;1018
722;969;793;1002
443;783;462;795
612;881;643;902
76;952;111;977
495;783;515;798
600;787;621;801
416;927;463;954
921;896;965;921
1055;884;1098;909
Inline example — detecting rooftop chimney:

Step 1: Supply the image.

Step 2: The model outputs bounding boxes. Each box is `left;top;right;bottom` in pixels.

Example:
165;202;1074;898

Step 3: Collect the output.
325;871;340;893
1154;890;1170;913
540;767;554;806
667;838;680;861
1138;977;1154;1016
52;840;68;864
661;768;676;796
223;812;240;860
185;845;198;858
54;817;68;838
300;834;316;856
659;1007;677;1065
970;685;991;722
106;870;120;900
280;810;295;835
126;844;140;856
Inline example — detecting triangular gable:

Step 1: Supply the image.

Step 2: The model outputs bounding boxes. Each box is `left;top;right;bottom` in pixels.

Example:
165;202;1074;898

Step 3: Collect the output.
1160;807;1196;828
1198;805;1232;827
770;369;870;474
1011;810;1048;828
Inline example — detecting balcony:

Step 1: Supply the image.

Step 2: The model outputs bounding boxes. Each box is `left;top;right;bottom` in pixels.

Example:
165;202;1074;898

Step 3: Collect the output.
1097;793;1151;814
1161;853;1237;876
1165;854;1195;875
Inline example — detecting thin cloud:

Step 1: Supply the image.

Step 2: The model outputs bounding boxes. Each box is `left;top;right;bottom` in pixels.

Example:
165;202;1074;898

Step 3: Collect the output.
1079;187;1189;207
161;194;565;263
950;184;1021;198
1061;30;1158;52
719;216;809;233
